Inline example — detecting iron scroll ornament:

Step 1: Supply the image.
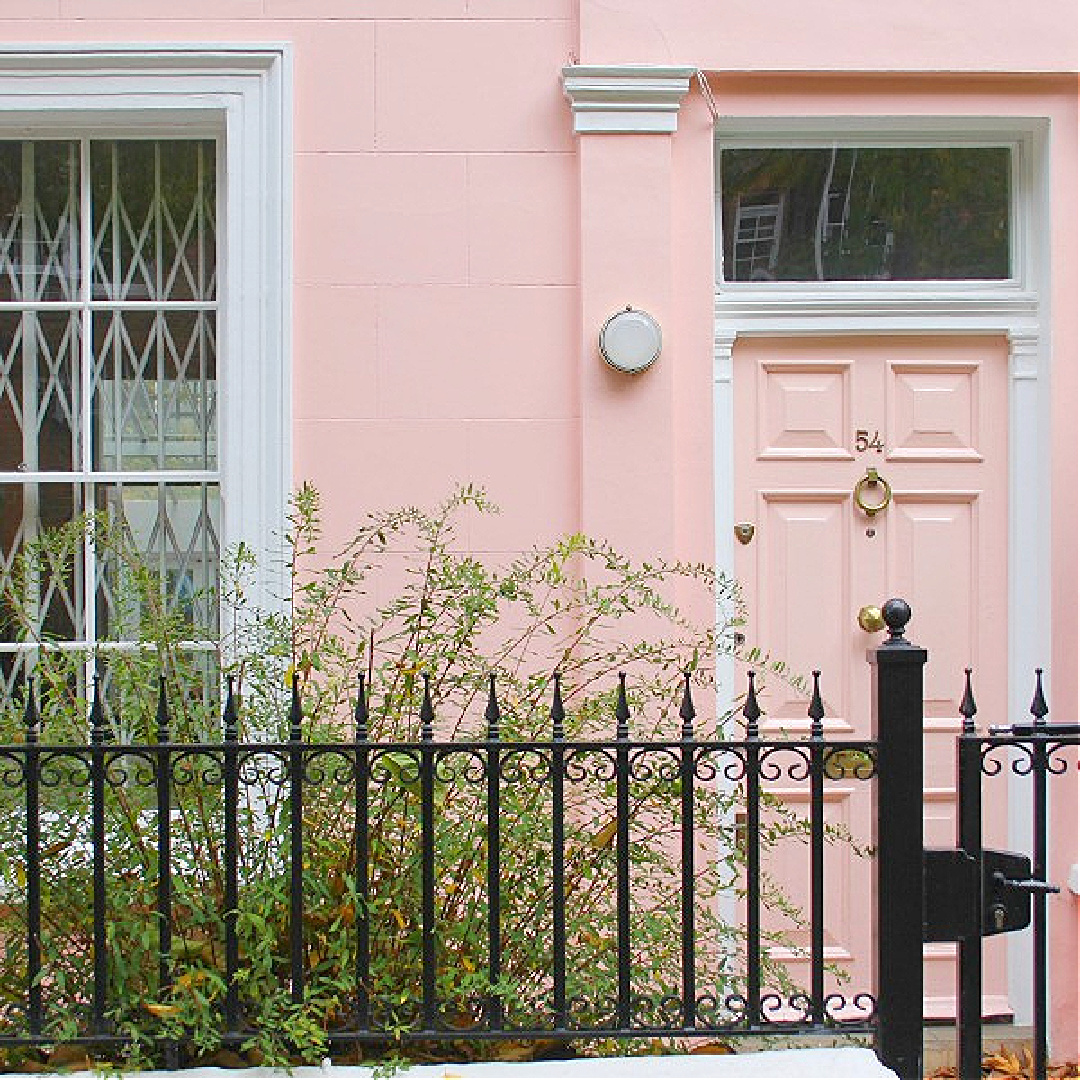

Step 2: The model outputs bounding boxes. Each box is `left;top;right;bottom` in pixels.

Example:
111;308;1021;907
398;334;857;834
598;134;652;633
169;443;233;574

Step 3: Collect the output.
854;467;892;517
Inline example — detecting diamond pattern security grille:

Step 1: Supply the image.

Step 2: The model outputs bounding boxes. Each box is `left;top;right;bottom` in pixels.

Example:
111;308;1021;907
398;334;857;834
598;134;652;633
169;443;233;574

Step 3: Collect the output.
0;140;219;689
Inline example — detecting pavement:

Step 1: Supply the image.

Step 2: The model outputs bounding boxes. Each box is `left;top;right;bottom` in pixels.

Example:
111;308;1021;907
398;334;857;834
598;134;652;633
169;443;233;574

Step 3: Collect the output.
6;1050;899;1079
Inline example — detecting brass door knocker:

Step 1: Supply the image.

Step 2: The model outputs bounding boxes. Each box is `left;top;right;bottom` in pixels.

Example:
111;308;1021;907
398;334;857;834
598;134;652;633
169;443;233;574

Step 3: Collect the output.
854;468;892;517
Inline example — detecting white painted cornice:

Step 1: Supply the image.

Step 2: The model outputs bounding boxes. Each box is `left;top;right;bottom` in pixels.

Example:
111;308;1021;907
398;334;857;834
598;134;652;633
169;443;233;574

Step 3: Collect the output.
714;284;1039;333
562;65;696;134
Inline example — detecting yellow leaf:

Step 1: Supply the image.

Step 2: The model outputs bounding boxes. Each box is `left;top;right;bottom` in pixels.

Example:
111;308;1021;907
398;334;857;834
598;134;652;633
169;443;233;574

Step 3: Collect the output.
690;1042;736;1055
462;956;474;973
589;819;618;849
490;1045;536;1062
392;909;407;930
146;1003;182;1019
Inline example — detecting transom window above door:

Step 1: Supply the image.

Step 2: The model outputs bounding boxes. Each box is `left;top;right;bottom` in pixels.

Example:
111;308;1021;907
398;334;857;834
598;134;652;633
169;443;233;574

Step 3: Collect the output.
0;138;219;691
719;146;1012;282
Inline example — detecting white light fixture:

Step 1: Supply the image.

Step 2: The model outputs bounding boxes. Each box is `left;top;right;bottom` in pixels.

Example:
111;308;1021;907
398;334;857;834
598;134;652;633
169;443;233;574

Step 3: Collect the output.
598;306;662;374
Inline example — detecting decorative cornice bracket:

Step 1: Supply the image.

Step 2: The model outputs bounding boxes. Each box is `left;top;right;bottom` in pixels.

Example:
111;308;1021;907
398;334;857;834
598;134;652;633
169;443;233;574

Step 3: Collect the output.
562;65;697;134
1007;328;1040;380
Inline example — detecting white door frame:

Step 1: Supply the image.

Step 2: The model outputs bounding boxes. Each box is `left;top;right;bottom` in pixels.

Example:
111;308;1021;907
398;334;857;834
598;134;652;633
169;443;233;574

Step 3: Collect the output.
712;117;1052;1025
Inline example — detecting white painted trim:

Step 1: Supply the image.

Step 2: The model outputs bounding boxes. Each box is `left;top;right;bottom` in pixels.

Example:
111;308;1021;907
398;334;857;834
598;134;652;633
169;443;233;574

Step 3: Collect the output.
713;115;1052;1030
713;330;738;721
0;45;292;614
562;65;696;134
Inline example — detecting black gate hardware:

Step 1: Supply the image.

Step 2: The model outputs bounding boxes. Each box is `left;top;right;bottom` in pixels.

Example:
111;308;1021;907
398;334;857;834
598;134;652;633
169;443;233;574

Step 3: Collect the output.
983;851;1059;936
924;848;1059;942
987;722;1080;736
923;848;978;942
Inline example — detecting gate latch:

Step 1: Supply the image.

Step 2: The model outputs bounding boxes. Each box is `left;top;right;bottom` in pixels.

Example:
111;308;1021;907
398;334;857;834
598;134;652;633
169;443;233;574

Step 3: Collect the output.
924;848;1060;943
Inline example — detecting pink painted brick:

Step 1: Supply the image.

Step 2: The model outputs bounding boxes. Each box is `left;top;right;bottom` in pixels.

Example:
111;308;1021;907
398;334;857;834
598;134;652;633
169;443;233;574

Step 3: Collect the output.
465;419;579;551
294;152;468;285
467;152;576;285
293;285;378;421
294;418;471;551
376;19;575;152
265;0;467;17
376;284;576;420
59;0;263;17
290;19;376;152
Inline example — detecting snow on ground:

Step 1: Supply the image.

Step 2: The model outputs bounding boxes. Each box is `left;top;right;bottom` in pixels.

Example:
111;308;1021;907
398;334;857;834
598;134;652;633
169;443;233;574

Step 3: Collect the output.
12;1051;899;1079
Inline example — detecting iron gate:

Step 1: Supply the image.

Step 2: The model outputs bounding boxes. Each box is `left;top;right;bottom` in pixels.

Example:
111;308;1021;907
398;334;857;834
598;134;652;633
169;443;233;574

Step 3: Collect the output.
876;599;1075;1080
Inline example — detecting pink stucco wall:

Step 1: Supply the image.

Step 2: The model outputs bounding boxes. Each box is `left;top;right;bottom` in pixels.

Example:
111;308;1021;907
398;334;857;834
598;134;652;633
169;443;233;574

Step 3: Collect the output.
578;0;1078;72
0;0;1076;1060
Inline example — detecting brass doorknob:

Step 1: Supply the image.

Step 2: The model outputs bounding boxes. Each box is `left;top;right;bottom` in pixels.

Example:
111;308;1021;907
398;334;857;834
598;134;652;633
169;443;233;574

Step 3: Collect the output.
857;605;886;633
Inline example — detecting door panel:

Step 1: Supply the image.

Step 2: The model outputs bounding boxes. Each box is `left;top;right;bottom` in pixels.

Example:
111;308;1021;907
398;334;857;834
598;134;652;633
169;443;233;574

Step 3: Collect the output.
759;494;852;729
888;362;982;461
758;363;852;459
733;334;1009;1020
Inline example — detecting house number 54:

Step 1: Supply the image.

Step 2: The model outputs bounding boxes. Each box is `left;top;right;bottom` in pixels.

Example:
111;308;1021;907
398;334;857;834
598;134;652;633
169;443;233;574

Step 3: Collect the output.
855;429;884;453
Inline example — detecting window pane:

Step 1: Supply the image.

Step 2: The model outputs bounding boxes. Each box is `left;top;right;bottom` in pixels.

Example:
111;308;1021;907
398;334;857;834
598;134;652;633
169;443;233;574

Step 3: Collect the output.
0;141;80;302
720;147;1011;281
0;311;82;472
95;482;220;640
0;481;84;645
0;135;220;674
92;310;217;471
91;140;216;302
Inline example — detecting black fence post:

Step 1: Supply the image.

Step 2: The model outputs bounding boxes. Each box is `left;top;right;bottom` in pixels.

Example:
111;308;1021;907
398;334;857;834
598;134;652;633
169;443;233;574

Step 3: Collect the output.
956;670;983;1080
871;598;927;1080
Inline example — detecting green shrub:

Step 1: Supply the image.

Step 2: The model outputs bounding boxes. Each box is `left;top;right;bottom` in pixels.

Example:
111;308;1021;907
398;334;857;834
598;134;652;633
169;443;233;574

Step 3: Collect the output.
0;484;818;1070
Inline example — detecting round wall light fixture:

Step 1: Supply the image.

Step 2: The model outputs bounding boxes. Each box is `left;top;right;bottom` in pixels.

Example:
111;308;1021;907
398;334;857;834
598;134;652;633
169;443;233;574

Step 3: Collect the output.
598;306;662;374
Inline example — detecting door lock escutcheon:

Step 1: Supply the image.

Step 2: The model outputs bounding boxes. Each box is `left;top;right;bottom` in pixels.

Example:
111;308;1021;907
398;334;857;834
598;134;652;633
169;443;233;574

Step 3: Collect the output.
734;522;755;545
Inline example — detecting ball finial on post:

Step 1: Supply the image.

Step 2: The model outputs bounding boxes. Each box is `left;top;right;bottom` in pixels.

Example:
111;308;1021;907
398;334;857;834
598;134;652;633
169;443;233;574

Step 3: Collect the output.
881;598;912;645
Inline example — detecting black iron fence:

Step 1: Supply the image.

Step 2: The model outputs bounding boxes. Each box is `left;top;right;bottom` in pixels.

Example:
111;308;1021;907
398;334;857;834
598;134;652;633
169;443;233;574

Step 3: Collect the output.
0;660;886;1067
949;671;1080;1080
0;600;1073;1080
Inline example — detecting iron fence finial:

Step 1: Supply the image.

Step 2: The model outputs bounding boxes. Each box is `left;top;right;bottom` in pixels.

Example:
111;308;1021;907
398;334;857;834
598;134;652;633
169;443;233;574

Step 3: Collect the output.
485;672;501;740
223;676;238;741
289;675;303;742
550;672;565;740
420;673;435;741
1030;668;1048;725
90;675;111;744
881;598;913;645
680;671;696;739
743;670;761;737
615;672;630;739
354;671;369;741
959;669;977;734
23;676;38;743
156;675;170;744
808;670;824;738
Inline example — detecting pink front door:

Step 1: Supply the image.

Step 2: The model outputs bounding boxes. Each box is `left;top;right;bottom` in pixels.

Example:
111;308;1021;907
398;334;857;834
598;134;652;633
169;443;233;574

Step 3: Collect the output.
733;333;1010;1019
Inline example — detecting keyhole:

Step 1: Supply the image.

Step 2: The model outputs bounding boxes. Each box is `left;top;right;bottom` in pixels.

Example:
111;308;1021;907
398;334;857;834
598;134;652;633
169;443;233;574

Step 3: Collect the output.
865;527;876;538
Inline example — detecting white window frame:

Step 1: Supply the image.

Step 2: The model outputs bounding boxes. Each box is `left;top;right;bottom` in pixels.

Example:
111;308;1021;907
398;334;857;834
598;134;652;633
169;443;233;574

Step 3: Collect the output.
714;117;1045;322
0;44;292;617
